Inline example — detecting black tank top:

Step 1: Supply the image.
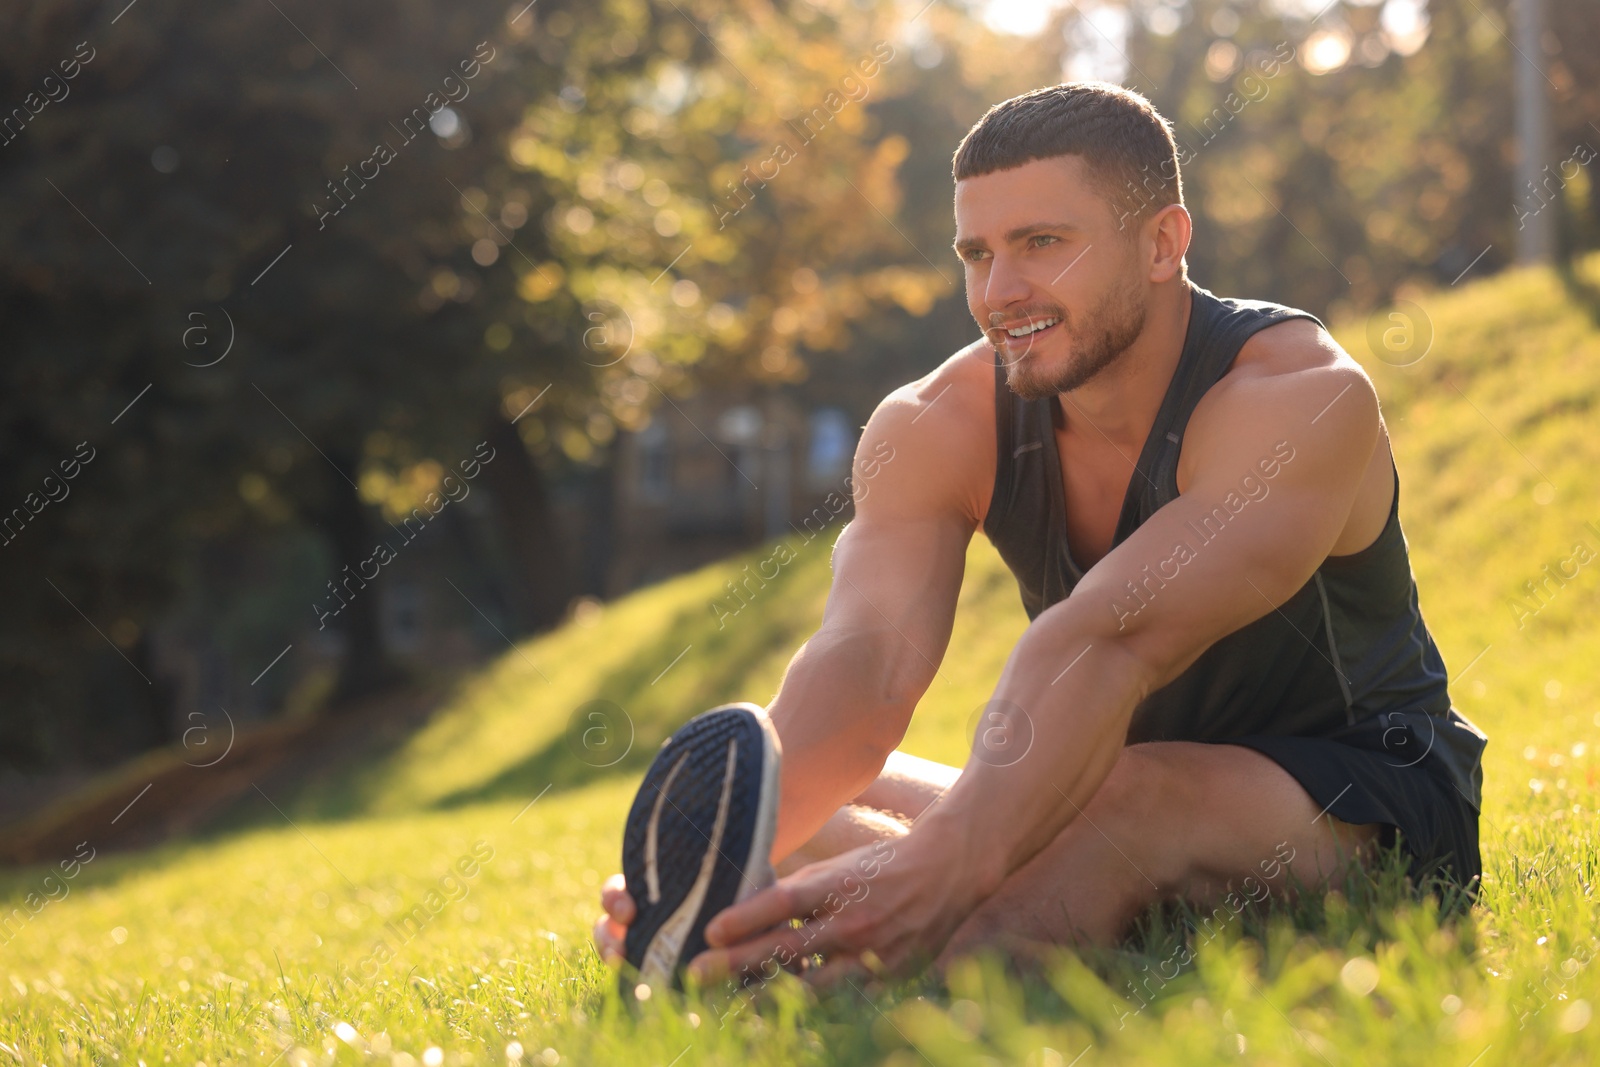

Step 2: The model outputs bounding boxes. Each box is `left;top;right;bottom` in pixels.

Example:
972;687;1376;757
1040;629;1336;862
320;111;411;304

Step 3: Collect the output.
982;283;1486;807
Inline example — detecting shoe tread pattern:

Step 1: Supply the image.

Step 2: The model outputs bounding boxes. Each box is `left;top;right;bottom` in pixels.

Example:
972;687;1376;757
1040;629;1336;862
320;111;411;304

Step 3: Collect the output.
621;704;767;983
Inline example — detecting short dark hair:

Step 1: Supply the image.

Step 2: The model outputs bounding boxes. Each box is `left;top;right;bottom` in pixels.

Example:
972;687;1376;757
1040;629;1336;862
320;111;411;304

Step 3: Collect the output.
952;82;1184;223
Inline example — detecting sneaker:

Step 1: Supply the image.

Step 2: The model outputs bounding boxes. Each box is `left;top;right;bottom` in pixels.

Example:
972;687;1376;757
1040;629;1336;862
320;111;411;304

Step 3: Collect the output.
621;702;781;989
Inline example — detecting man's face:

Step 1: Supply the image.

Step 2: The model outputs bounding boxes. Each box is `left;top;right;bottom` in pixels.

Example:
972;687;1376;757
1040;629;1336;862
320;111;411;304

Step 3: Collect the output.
953;155;1148;400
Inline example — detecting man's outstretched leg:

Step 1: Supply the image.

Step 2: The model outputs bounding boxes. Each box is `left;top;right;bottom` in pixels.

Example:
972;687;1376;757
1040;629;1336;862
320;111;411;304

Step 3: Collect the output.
621;740;1382;981
774;751;957;876
769;744;1377;955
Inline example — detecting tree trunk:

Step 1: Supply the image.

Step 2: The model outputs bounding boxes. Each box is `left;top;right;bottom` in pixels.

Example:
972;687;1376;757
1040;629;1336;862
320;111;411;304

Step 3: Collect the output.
133;630;174;748
319;450;400;706
479;416;577;632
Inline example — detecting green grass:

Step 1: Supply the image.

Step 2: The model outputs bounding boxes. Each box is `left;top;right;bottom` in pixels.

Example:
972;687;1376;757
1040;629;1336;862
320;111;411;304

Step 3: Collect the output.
6;257;1600;1065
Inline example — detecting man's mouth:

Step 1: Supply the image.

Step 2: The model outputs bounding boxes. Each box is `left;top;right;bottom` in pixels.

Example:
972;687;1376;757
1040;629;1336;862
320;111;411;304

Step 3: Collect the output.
1003;317;1060;338
986;315;1063;348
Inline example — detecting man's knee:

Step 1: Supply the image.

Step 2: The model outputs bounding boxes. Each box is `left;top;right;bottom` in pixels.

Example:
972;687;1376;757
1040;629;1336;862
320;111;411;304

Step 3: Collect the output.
1079;743;1198;889
1291;815;1383;888
1086;744;1208;830
776;803;909;876
1095;743;1385;898
849;749;960;820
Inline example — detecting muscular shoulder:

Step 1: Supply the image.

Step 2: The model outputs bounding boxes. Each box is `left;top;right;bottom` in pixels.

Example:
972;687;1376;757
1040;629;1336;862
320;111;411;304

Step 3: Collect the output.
1191;317;1378;450
1232;315;1356;381
855;338;996;526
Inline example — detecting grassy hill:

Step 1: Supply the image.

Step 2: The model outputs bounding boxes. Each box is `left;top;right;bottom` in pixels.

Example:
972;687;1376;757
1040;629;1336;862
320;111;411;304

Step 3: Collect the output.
4;256;1600;1065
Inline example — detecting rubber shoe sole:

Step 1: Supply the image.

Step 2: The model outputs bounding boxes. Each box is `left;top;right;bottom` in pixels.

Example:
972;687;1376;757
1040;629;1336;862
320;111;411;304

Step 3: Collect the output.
620;702;781;991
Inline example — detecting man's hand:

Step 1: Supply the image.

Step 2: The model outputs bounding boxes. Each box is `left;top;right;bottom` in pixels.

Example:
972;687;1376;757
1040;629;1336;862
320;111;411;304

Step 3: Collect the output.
592;874;633;966
593;836;958;989
683;836;967;987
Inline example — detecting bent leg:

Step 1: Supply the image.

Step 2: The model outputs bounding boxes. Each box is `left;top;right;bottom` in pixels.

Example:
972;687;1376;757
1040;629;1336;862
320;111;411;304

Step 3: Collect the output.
775;750;960;875
851;749;961;820
938;742;1380;962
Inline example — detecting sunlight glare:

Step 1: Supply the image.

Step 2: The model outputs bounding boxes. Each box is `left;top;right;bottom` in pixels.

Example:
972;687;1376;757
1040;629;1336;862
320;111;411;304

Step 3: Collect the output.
982;0;1071;37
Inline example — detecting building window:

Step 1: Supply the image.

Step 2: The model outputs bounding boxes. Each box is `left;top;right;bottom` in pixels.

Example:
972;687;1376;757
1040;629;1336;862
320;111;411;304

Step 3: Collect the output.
637;420;670;502
716;405;763;491
806;407;854;490
385;580;422;655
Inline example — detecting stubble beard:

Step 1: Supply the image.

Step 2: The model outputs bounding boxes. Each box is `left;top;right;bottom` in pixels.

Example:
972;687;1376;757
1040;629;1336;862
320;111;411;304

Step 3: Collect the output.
1002;283;1148;401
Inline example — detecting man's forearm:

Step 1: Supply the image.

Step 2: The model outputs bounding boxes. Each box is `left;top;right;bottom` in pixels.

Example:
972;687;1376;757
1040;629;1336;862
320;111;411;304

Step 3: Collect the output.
908;602;1154;902
764;625;927;862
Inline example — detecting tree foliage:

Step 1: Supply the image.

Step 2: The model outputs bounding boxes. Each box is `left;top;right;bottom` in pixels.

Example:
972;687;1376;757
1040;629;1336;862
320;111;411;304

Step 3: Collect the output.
0;0;942;768
2;0;1596;771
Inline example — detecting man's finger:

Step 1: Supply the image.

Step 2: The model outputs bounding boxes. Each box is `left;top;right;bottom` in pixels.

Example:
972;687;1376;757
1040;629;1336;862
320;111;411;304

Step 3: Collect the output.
803;953;870;991
687;923;824;985
600;874;635;923
704;878;815;947
685;933;791;984
592;914;627;965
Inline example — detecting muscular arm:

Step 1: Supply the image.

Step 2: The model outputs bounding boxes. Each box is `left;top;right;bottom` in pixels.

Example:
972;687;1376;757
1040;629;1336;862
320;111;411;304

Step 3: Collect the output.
766;356;991;861
914;324;1383;904
592;352;993;967
684;324;1391;978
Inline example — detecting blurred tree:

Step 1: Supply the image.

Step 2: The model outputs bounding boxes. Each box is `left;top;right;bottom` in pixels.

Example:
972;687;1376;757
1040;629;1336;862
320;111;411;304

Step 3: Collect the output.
1118;0;1595;315
487;1;949;442
0;0;946;770
2;0;545;760
1547;0;1600;260
5;0;1593;772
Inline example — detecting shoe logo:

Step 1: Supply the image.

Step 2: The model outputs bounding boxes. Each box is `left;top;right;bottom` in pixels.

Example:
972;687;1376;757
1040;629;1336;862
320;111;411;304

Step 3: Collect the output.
639;738;739;984
644;750;692;905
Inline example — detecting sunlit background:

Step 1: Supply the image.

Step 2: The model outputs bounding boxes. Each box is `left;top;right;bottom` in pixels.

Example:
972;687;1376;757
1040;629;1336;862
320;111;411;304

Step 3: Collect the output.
4;1;1600;1064
2;0;1595;838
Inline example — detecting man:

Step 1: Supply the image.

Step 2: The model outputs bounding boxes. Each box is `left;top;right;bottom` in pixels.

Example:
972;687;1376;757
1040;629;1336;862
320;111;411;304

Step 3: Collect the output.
594;82;1487;988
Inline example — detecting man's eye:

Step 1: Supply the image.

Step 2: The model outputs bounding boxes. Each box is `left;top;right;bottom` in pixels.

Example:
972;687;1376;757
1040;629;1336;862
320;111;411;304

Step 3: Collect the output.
1031;235;1059;248
963;249;989;262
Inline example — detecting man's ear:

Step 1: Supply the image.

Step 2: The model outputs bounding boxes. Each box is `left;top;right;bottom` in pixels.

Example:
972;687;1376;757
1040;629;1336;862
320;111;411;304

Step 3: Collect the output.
1146;203;1192;284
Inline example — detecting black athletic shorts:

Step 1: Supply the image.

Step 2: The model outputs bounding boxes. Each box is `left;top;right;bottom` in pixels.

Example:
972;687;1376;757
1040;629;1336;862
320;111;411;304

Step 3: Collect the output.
1225;720;1482;895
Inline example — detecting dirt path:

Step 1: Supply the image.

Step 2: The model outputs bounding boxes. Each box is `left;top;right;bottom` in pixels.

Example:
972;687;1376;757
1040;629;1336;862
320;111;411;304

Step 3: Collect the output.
0;686;444;867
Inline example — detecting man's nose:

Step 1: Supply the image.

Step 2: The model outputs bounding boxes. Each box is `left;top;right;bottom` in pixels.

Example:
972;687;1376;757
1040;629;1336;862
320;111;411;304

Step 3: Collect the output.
983;254;1030;316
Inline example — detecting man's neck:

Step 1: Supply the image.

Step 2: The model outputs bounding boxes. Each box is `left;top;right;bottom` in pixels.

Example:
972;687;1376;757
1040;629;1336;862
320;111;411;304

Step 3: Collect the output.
1056;281;1194;454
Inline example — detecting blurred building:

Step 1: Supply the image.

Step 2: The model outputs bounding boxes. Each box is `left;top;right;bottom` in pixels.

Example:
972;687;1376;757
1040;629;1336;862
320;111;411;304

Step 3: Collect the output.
600;394;859;594
19;396;861;795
